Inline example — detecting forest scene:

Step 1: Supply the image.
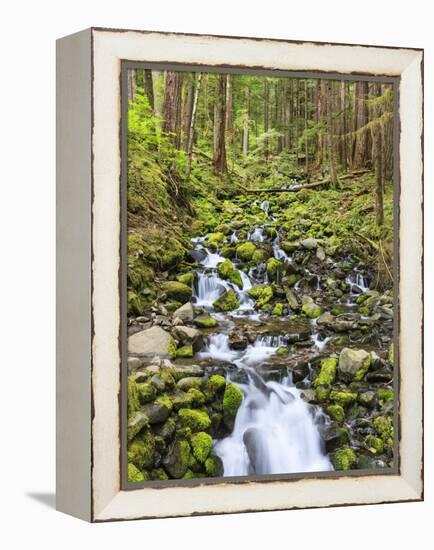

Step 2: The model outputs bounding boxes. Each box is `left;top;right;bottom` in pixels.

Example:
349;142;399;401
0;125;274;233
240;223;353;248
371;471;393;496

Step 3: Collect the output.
125;67;395;484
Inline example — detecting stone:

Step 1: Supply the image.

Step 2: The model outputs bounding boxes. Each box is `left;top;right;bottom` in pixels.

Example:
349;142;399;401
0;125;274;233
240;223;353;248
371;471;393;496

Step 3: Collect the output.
338;347;372;382
163;439;193;479
213;289;240;312
173;302;194;322
366;370;393;383
172;326;203;351
170;365;204;380
217;259;243;288
142;402;170;424
177;376;203;391
128;326;175;356
161;281;192;302
236;242;257;262
301;237;318;250
194;315;218;328
301;296;321;319
127;356;143;372
316;246;326;261
149;374;165;392
285;287;299;309
127;412;149;441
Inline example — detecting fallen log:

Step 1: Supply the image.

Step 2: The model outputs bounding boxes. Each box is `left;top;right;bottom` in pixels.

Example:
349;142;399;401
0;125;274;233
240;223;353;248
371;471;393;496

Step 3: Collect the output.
240;170;371;194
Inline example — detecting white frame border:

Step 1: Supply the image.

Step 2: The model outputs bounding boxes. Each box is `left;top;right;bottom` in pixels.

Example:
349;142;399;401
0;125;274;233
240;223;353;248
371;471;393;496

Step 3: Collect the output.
90;29;423;522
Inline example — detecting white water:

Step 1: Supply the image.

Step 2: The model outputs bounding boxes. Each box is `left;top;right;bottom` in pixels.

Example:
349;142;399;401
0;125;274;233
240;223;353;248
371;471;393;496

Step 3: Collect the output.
260;200;270;217
199;334;333;475
346;271;369;293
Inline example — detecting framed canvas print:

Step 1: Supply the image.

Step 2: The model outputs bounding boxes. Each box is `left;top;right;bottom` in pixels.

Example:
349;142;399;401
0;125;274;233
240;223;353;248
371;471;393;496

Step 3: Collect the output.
56;28;424;522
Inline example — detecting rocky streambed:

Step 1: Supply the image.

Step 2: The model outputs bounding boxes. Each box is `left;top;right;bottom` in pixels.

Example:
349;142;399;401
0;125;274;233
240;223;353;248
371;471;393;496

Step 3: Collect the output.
126;197;394;483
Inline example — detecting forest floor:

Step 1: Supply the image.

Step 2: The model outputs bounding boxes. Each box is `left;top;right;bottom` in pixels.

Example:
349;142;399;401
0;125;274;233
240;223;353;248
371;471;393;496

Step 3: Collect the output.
126;158;395;483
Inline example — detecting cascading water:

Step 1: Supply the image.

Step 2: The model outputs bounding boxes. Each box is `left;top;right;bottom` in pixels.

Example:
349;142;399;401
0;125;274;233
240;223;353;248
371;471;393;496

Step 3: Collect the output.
260;200;270;216
199;334;332;475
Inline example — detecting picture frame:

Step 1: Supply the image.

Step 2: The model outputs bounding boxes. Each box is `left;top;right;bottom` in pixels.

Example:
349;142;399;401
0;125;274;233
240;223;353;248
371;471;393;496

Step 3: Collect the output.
56;27;423;522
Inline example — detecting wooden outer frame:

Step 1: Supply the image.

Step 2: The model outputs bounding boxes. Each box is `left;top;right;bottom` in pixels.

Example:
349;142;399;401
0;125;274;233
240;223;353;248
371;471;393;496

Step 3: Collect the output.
56;27;423;523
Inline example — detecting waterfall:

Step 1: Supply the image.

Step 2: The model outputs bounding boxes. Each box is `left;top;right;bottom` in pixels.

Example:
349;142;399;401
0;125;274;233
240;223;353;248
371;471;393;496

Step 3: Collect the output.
346;271;369;293
260;200;270;216
199;333;332;475
193;272;230;307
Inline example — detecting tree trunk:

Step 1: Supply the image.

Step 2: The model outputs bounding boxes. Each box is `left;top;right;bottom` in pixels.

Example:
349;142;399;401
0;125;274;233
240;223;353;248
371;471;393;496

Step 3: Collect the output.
353;81;369;168
242;86;250;156
304;80;309;177
163;71;183;146
326;80;339;187
264;78;269;158
340;80;348;171
213;75;228;174
295;79;299;165
370;83;384;225
143;69;154;111
127;69;136;103
186;73;202;175
182;74;195;150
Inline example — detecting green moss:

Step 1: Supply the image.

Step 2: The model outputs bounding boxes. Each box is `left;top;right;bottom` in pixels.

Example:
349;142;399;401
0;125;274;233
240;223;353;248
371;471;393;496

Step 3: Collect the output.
333;447;357;471
236;242;257;262
178;408;211;432
168;339;178;359
137;383;157;404
330;390;358;407
302;301;322;319
315;385;331;401
176;272;195;286
206;232;225;249
127;412;149;442
388;343;394;365
373;415;393;440
176;345;194;358
160;369;175;390
223;383;243;430
181;469;196;479
127;463;145;483
127;431;155;470
276;346;289;355
217;259;243;288
272;303;284;316
205;374;226;395
128;378;140;417
314;357;337;388
204;454;224;477
161;281;192;303
256;286;273;309
213;289;240;312
365;435;384;454
187;388;206;407
266;258;282;281
248;284;269;299
376;388;394;403
155;394;174;414
150;467;169;480
190;432;213;463
326;404;345;423
252;249;267;264
163;439;193;479
194;315;218;328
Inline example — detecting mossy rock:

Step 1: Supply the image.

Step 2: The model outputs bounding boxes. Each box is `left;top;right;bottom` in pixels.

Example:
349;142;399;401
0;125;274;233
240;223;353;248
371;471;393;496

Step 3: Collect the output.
205;374;226;396
376;388;394;403
217;259;243;288
128;378;140;417
150;467;169;481
136;382;157;404
252;249;268;264
194;315;218;328
388;343;394;365
236;242;257;262
373;415;393;441
186;387;206;407
205;454;224;477
178;408;211;432
176;272;196;286
127;412;149;442
127;463;145;483
326;404;345;423
276;346;289;355
256;286;273;309
365;435;384;454
127;431;155;470
333;447;357;471
314;357;337;388
176;345;194;358
266;258;282;281
162;439;193;479
155;394;174;415
206;232;225;249
272;303;284;316
281;241;298;254
315;385;331;401
223;382;243;430
190;432;213;463
213;289;240;312
161;281;192;303
302;300;322;319
248;284;269;299
330;390;358;407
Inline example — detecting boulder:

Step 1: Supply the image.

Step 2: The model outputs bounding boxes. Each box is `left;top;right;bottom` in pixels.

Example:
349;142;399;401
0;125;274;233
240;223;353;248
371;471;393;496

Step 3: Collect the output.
142;402;170;424
316;246;326;261
236;242;257;262
217;259;243;288
163;439;193;479
338;348;371;382
213;289;240;312
172;325;202;350
194;315;218;328
301;237;318;250
301;296;321;319
173;302;194;322
128;326;175;356
161;281;192;302
127;412;149;441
